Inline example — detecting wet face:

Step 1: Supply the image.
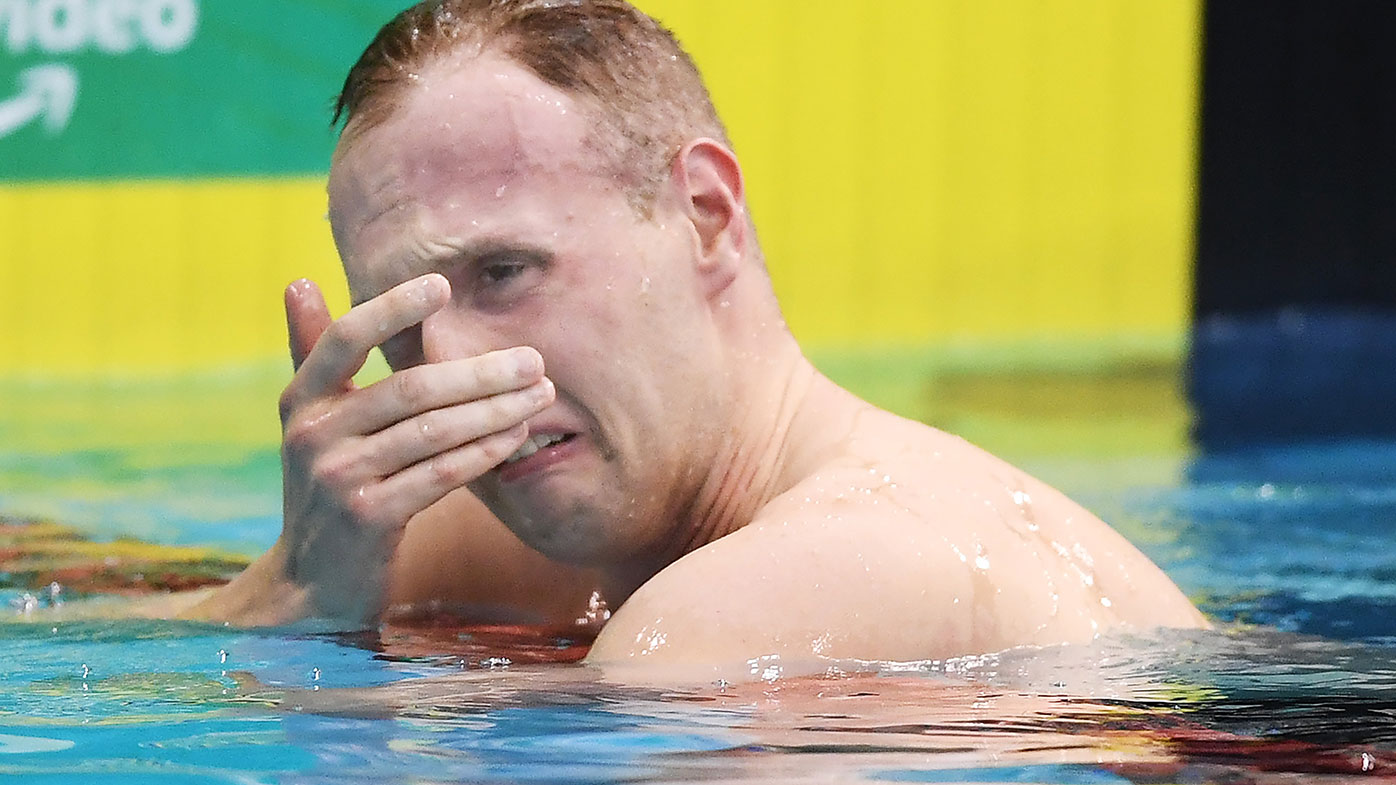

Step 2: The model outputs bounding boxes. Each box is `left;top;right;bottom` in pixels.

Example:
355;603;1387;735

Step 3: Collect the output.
327;55;731;571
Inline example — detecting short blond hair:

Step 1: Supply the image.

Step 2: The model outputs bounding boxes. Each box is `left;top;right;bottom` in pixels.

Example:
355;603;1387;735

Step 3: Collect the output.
334;0;732;213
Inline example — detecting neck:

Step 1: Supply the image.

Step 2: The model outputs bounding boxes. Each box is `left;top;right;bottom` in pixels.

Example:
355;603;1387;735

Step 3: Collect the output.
661;342;862;569
598;275;867;600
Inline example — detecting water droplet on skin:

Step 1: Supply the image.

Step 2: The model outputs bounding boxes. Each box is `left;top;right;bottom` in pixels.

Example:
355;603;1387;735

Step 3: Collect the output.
573;590;611;627
640;276;651;293
495;184;508;198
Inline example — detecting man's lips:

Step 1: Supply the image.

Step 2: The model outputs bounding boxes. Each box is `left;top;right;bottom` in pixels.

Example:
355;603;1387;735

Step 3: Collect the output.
494;431;580;482
503;431;572;464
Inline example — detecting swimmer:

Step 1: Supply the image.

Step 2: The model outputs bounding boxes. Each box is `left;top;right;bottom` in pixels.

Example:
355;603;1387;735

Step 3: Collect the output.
182;0;1207;680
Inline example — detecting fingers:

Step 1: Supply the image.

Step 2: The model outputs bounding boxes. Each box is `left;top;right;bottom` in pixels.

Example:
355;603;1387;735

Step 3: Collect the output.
357;376;555;476
356;423;531;528
285;279;332;372
286;274;450;408
345;347;546;435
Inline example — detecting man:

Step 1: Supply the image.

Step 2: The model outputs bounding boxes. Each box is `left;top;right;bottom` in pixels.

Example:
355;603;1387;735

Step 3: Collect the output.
185;0;1206;680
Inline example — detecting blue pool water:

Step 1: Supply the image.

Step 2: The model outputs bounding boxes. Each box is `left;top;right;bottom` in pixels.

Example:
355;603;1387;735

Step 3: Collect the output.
2;437;1395;783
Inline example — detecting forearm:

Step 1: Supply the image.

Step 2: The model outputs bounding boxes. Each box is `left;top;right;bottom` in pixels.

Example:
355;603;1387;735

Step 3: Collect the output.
176;540;319;627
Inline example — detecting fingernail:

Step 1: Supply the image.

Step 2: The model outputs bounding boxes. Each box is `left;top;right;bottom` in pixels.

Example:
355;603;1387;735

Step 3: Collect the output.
511;347;542;376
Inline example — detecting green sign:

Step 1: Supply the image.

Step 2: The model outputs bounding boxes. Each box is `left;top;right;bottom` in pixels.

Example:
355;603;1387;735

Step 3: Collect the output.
0;0;408;181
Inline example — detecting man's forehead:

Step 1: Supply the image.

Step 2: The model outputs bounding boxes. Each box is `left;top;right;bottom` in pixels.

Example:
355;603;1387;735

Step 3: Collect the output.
326;55;626;292
335;58;590;188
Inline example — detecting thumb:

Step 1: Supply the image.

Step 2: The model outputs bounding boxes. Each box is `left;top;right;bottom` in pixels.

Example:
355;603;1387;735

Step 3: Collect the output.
285;279;332;371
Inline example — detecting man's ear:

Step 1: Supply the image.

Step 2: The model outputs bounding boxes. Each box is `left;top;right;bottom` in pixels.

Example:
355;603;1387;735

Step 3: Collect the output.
671;138;746;298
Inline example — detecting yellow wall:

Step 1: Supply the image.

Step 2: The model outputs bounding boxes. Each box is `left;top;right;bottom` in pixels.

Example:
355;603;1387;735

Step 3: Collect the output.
0;0;1200;377
662;0;1201;350
0;179;342;376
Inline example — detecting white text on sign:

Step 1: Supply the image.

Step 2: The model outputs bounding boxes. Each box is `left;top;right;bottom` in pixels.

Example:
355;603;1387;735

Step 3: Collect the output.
1;0;198;55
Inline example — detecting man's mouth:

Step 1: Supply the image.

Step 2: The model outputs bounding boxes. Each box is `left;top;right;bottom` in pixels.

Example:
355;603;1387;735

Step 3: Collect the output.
503;432;575;465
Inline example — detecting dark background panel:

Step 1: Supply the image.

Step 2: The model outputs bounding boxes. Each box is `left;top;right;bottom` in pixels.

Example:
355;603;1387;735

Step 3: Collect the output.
1190;0;1396;448
1194;0;1396;316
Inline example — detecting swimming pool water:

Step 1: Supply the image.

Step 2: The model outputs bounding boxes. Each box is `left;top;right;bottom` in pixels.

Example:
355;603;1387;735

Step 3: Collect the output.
3;436;1395;783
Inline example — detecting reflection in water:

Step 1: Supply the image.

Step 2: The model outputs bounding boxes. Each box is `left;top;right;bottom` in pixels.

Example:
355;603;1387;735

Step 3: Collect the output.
2;612;1396;781
214;625;1396;783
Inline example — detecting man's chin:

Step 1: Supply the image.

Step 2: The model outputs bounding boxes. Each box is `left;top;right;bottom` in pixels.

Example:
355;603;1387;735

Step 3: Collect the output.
477;492;610;565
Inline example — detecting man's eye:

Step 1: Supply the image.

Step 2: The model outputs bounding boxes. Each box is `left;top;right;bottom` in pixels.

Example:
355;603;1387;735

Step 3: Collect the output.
480;261;526;285
466;250;546;307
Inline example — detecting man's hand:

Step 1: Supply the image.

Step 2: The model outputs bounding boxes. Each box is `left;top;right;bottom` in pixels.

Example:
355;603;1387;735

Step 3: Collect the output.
273;273;552;624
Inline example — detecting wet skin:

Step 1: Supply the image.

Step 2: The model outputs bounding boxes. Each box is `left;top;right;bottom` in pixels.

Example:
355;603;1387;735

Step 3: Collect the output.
187;53;1207;680
324;55;752;597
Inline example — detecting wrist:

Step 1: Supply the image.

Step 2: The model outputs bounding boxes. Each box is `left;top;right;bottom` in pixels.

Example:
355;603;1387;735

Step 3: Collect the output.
179;539;313;626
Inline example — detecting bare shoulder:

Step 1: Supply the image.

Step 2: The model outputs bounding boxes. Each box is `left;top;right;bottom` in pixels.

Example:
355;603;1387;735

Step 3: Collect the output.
588;412;1205;677
587;477;978;678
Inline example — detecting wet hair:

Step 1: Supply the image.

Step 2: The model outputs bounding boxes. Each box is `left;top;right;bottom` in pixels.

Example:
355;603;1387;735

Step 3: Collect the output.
333;0;733;212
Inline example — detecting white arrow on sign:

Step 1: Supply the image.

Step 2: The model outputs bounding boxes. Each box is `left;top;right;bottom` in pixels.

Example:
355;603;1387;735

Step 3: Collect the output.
0;65;79;139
